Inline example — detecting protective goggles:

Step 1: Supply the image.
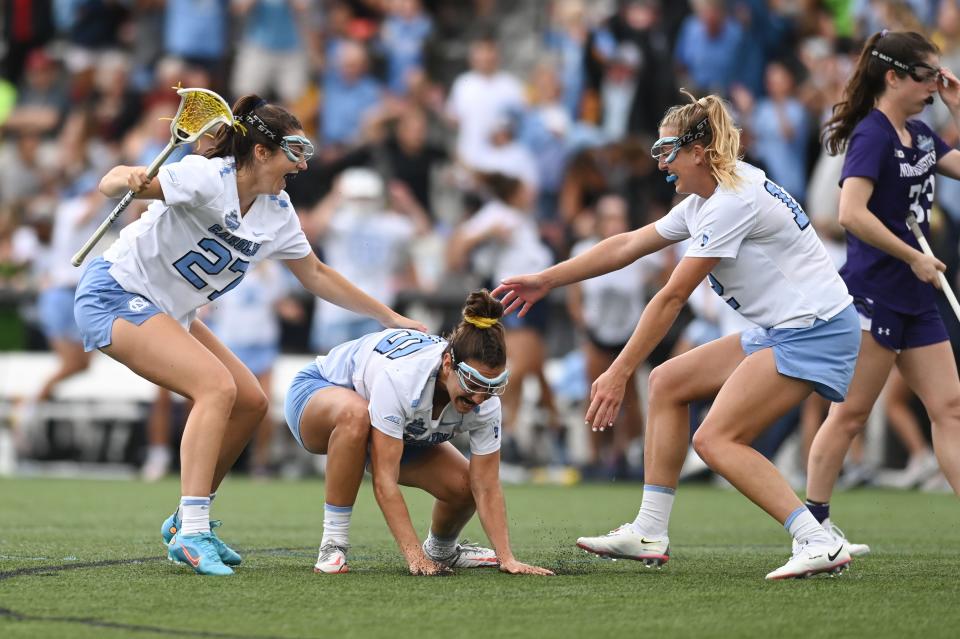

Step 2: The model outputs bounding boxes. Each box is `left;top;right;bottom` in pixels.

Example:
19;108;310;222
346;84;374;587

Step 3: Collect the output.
651;116;710;164
454;360;510;397
243;113;315;163
871;49;941;84
279;135;314;163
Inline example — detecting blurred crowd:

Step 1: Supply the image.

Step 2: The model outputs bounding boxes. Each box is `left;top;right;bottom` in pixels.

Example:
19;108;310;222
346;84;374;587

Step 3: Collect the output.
1;0;958;489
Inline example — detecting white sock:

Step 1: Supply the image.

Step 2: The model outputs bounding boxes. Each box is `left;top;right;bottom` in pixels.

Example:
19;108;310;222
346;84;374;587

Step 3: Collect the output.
321;503;353;546
785;506;831;546
424;530;457;558
631;484;675;538
179;496;211;535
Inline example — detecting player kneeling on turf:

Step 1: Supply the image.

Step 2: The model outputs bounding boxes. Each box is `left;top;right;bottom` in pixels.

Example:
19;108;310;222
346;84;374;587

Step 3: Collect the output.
284;290;553;576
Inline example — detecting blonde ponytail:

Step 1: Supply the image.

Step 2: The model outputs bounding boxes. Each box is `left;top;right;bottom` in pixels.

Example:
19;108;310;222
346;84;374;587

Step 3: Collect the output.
660;90;743;190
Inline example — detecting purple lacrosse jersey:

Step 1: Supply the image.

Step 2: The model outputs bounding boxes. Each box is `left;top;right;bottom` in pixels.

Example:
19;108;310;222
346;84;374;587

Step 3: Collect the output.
839;109;952;313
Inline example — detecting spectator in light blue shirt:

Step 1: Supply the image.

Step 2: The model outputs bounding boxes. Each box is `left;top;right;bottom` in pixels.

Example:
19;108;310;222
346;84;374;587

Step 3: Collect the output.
674;0;743;97
735;60;810;204
321;40;383;146
379;0;432;95
164;0;228;68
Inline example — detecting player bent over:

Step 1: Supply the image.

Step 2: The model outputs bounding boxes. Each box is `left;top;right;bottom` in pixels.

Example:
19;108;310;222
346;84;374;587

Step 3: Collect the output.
284;290;553;576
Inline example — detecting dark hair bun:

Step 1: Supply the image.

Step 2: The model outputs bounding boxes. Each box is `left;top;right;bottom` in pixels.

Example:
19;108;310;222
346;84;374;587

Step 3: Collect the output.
463;289;504;323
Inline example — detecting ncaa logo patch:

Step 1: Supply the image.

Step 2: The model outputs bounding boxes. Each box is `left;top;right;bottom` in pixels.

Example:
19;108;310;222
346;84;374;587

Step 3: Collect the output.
225;209;240;230
917;135;934;152
128;296;150;312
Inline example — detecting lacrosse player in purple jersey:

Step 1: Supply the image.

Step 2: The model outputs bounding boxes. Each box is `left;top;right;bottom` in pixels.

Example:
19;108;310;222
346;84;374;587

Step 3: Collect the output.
804;30;960;553
75;94;425;575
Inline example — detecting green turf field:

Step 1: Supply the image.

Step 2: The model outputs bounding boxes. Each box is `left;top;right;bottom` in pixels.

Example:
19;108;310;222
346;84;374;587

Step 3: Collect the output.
1;478;958;639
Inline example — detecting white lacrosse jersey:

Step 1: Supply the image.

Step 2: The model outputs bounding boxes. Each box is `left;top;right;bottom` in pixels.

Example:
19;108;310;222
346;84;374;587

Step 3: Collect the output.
315;328;502;455
572;237;663;345
206;260;288;348
655;162;850;329
102;155;312;325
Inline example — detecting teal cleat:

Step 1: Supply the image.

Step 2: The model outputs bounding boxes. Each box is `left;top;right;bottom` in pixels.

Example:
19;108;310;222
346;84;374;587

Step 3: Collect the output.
161;512;242;566
167;532;234;576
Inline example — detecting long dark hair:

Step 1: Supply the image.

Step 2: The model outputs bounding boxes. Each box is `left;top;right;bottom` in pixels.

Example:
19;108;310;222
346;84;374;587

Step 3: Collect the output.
822;31;938;155
203;94;302;168
445;290;506;369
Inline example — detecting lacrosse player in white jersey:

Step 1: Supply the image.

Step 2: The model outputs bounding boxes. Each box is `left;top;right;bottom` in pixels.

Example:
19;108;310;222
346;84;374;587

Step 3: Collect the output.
285;290;553;576
495;91;862;580
74;94;425;576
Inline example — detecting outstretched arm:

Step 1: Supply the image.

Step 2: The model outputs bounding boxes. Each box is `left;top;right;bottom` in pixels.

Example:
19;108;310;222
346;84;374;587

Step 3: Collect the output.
493;223;674;316
586;255;719;429
284;253;428;331
468;451;554;575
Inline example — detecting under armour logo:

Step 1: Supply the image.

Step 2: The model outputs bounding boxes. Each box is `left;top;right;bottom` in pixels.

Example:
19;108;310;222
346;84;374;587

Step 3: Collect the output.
128;297;150;312
876;327;891;336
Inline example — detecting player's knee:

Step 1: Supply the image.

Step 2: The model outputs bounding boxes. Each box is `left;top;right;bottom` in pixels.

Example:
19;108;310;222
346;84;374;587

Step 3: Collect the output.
929;392;960;428
197;370;238;408
240;386;269;420
828;405;869;437
336;404;371;441
690;429;716;465
647;364;680;406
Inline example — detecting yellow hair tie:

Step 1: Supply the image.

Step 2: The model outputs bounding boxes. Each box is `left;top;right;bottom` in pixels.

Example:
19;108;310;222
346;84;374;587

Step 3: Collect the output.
464;315;498;329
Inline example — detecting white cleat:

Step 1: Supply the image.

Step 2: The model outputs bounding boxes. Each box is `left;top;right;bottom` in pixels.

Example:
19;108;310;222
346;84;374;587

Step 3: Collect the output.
576;524;670;568
767;540;851;580
792;520;870;558
314;542;349;574
424;540;498;568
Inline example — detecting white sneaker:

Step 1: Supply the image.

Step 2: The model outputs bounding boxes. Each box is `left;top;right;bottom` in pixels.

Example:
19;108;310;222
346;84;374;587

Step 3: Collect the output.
576;524;670;567
792;520;870;558
424;540;498;568
893;452;941;489
314;541;349;574
767;539;850;580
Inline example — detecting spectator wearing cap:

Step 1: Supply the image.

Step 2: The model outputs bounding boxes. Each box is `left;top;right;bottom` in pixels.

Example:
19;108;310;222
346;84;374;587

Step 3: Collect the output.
446;32;525;170
321;40;383;147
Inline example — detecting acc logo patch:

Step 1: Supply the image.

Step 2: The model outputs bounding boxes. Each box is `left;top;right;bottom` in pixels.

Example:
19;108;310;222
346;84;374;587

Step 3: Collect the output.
128;297;150;312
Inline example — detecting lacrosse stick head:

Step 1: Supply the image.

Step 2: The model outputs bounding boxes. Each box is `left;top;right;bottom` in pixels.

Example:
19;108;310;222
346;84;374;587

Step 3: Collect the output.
169;87;235;144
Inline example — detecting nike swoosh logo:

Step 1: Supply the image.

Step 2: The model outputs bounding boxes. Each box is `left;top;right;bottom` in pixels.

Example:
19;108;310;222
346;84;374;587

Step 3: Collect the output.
639;538;662;545
181;545;201;568
828;546;843;562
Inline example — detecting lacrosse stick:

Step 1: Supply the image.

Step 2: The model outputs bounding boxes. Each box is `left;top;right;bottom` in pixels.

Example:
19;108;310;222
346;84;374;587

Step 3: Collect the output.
906;213;960;323
71;87;236;266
